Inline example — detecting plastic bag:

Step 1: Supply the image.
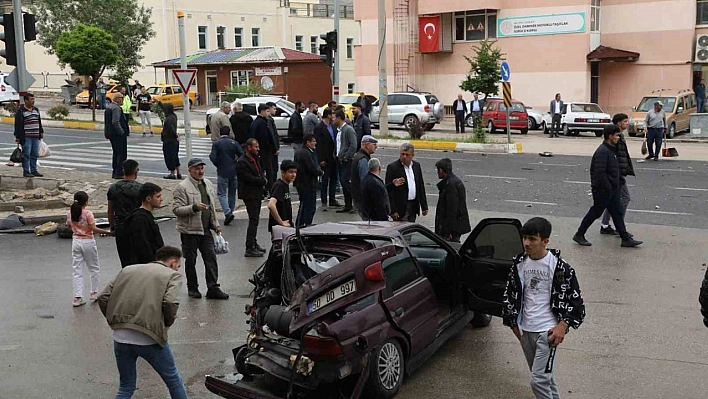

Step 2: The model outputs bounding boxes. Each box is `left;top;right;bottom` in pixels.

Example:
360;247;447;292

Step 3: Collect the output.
39;140;51;158
10;145;23;163
214;232;229;254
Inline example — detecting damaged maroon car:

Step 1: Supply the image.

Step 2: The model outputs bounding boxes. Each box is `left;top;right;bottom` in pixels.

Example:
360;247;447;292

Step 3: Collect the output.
205;219;522;399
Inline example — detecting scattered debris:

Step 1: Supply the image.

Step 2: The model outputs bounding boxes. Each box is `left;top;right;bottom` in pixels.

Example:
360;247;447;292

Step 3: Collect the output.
539;152;553;157
655;205;660;209
34;221;58;236
14;206;24;213
525;204;533;207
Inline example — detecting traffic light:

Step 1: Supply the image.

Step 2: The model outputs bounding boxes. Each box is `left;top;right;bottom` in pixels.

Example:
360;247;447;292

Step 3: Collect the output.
0;13;16;66
318;30;337;68
23;13;36;42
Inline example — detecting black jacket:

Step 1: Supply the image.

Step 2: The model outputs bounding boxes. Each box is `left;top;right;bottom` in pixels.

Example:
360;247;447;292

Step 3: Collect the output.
103;103;125;139
294;147;322;191
210;136;243;178
590;142;620;191
385;160;428;218
14;106;44;144
314;121;335;166
251;115;276;155
267;117;279;149
288;111;304;144
452;99;468;114
361;173;391;221
230;112;252;145
616;133;635;181
124;208;164;266
434;173;471;238
351;149;371;205
161;113;178;142
699;268;708;327
236;154;267;201
352;114;371;149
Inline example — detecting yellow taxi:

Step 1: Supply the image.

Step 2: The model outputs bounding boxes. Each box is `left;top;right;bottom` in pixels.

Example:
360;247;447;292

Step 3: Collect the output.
145;84;197;109
335;93;378;120
75;82;121;108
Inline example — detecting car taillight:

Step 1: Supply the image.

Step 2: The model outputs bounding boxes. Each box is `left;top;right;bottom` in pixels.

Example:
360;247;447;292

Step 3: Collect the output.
575;118;587;122
600;118;610;123
365;262;384;281
424;105;430;112
1;85;5;92
304;330;343;357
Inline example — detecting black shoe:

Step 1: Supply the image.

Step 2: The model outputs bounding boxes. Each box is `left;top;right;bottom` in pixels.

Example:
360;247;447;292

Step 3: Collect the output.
254;243;266;253
653;157;659;161
621;238;643;248
329;201;343;207
31;171;43;177
163;174;177;179
23;172;33;177
572;234;592;246
245;248;265;257
224;214;235;226
206;288;229;300
645;155;653;160
177;174;184;180
336;207;353;213
600;226;618;235
188;289;202;298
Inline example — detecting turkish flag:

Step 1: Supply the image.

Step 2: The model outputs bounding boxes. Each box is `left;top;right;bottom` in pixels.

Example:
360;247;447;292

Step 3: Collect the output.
419;16;440;53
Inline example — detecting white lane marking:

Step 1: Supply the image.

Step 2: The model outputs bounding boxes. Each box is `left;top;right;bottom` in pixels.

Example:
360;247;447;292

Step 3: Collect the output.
23;154;112;164
627;209;692;216
44;140;107;148
637;167;695;172
505;200;558;206
465;174;527;180
40;165;75;170
31;159;106;168
670;187;708;192
529;162;579;167
564;181;590;184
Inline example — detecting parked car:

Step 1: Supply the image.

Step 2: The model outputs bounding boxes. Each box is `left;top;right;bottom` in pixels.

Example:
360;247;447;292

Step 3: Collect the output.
482;98;529;134
464;96;490;128
369;92;444;130
320;93;378;120
144;84;197;109
0;73;19;105
628;89;696;138
205;219;523;399
525;107;546;131
75;82;120;108
541;102;611;137
205;96;297;138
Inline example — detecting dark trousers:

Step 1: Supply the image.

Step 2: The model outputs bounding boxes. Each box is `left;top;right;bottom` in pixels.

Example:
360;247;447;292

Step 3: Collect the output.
162;140;181;171
244;199;261;248
551;114;562;136
699;97;705;113
319;161;339;205
114;227;132;268
180;232;219;292
455;110;465;133
338;159;353;209
576;188;630;240
296;189;317;227
647;128;663;158
261;153;275;194
109;135;128;177
402;200;418;222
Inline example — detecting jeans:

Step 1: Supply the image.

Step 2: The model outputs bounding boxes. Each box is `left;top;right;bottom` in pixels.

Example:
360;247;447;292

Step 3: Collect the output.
699;97;705;113
99;93;107;109
455;110;465;133
647;127;663;158
71;238;100;298
551;114;562;136
139;110;153;133
217;175;237;216
244;199;261;248
602;183;631;226
109;135;128;177
576;188;630;240
520;331;560;399
180;232;219;292
21;137;40;174
319;161;339;205
113;341;188;399
338;159;353;209
296;189;317;227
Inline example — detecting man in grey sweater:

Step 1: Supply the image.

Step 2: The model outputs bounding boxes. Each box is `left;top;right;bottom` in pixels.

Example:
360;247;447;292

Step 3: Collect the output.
644;101;666;161
303;101;320;136
210;102;233;141
333;110;357;212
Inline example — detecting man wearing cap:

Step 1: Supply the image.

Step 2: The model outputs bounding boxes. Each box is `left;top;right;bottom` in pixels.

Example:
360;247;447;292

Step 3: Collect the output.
351;102;371;150
237;138;268;257
210;125;243;226
351;135;378;216
172;158;229;299
644;101;666;161
210;101;233;141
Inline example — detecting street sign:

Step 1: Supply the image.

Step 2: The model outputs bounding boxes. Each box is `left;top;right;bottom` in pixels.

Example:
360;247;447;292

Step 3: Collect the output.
333;86;339;96
172;69;196;94
6;67;34;92
500;61;510;82
502;82;512;108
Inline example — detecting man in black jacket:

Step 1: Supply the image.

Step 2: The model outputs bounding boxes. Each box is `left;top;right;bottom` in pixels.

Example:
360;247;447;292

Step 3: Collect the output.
210;126;243;226
361;158;391;221
573;125;642;248
236;138;268;257
125;182;164;266
452;94;468;133
266;102;280;194
314;109;340;209
385;143;428;222
294;134;323;227
434;158;470;242
251;104;276;197
104;93;127;179
351;102;371;150
229;102;252;146
288;100;306;150
351;135;377;214
600;113;634;235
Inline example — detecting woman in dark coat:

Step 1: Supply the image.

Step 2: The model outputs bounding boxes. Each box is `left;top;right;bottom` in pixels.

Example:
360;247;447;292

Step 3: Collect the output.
161;103;182;179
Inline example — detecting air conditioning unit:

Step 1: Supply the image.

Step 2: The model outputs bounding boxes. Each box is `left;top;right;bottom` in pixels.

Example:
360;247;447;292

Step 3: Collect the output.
695;34;708;63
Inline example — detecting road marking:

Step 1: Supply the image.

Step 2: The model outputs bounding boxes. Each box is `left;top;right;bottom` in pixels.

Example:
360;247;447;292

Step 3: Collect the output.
670;187;708;192
628;209;692;216
465;174;527;180
31;159;106;168
637;167;695;172
45;140;107;148
26;154;112;164
564;181;590;184
529;162;579;167
505;200;558;206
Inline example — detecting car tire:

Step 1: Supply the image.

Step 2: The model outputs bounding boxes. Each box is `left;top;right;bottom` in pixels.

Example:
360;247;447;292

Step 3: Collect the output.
528;118;536;130
542;121;548;134
628;131;637;137
403;115;418;130
367;339;405;399
595;130;603;137
471;312;493;327
520;128;529;135
466;114;475;128
562;124;570;136
668;123;675;138
487;120;496;134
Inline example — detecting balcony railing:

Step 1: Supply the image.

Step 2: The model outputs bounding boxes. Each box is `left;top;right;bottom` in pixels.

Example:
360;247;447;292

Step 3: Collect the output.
282;1;354;19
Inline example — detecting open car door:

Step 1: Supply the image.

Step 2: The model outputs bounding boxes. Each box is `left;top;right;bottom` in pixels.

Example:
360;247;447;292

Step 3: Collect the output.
459;218;523;317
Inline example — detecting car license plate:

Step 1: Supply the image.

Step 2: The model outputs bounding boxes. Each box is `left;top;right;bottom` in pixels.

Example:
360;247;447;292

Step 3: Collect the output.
308;280;357;314
510;116;519;120
588;119;599;123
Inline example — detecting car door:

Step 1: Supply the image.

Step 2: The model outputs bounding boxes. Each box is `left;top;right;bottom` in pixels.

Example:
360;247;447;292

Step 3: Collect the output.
273;105;291;136
171;86;185;107
676;96;688;131
458;218;523;317
387;94;402;124
482;102;495;126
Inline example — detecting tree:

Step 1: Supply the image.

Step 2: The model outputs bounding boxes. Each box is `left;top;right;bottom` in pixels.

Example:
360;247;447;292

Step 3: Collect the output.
460;40;505;100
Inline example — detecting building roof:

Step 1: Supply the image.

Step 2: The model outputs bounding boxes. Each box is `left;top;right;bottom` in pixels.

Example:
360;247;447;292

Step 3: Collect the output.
587;45;640;62
151;46;322;67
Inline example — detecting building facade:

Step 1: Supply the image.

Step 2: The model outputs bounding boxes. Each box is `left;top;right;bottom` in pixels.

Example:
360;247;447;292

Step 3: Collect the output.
355;0;707;116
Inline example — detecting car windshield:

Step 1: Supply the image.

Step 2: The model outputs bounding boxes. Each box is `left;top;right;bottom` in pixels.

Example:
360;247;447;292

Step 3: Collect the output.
339;95;359;104
637;97;676;112
425;95;439;104
499;103;526;112
570;103;603;113
277;99;295;111
146;87;162;95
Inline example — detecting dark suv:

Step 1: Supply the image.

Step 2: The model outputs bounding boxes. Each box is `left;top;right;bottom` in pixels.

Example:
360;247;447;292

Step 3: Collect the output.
206;219;522;399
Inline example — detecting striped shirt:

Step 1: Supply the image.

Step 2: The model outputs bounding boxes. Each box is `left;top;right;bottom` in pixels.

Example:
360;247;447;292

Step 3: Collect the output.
22;107;41;139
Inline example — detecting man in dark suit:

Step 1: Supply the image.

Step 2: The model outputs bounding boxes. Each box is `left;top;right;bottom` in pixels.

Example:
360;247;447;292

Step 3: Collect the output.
434;158;470;243
288;100;305;150
385;143;428;222
469;93;485;128
361;158;391;221
294;134;322;227
314;108;340;209
452;94;468;133
549;93;564;138
251;104;276;197
229;102;252;146
236;138;268;257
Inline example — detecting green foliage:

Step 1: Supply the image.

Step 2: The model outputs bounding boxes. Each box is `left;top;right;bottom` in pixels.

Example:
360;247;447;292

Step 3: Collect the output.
471;120;487;143
5;101;18;114
222;83;272;102
151;101;166;124
47;105;70;120
460;40;505;100
56;24;119;78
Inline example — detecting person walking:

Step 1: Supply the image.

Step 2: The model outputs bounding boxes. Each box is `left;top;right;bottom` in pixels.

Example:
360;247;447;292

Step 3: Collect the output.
210;125;243;226
644;101;666;161
470;93;485;127
266;102;280;194
210;101;233;141
314;109;340;211
172;158;229;300
105;92;128;179
288;100;305;150
385;143;428;222
268;160;296;234
229;102;252;147
357;92;370;117
107;160;142;268
696;79;706;113
124;183;165;266
600;113;634;235
67;191;111;307
251;104;277;197
549;93;564;138
572;125;643;248
351;135;378;215
502;217;586;399
97;77;107;109
135;86;153;137
303;101;320;136
360;158;391;221
237;138;268;257
452;94;468;133
98;245;189;399
434;158;470;242
14;92;45;178
294;134;322;227
351;102;371;150
88;76;97;109
333;110;357;213
161;103;182;180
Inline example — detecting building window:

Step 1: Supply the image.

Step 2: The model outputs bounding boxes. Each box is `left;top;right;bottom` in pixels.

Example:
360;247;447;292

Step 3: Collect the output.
454;10;496;42
347;83;355;93
590;0;601;32
216;26;226;49
234;27;243;48
346;38;353;59
198;26;208;50
310;35;318;54
231;70;254;87
252;27;261;47
699;0;708;25
295;35;303;51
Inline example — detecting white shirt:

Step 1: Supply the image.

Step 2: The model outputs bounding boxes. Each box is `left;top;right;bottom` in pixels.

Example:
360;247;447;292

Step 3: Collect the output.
519;251;558;333
336;127;342;155
113;328;158;346
403;163;416;200
554;100;561;114
472;100;481;112
456;100;464;111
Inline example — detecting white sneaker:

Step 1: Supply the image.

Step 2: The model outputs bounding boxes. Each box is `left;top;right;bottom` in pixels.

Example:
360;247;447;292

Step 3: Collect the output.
89;292;99;301
73;297;86;307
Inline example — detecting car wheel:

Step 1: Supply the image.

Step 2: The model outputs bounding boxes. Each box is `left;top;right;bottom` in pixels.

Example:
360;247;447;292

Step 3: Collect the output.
628;131;637;137
520;127;529;135
542;121;548;134
528;118;536;130
562;124;570;136
595;130;603;137
403;115;419;129
471;312;493;327
367;339;404;399
466;114;475;128
668;123;675;138
487;120;496;134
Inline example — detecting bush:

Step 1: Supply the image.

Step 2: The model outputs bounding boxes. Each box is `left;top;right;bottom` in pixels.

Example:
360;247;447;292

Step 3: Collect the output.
151;101;166;124
405;119;426;140
472;119;487;143
5;101;18;114
48;105;71;120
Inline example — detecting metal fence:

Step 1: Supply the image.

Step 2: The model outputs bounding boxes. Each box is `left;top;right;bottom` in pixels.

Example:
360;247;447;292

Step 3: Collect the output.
26;72;73;92
284;2;354;19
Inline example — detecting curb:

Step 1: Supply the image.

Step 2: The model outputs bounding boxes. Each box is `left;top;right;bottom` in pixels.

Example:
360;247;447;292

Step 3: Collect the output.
0;116;209;137
376;138;523;154
19;211;108;226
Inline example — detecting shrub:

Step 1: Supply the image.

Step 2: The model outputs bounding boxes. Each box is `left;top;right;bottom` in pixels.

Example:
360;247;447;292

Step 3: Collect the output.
151;101;166;124
5;101;18;114
406;119;426;140
48;105;71;120
472;119;487;143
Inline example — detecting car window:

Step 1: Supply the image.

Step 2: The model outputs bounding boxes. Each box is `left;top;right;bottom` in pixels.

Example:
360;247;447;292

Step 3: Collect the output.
499;103;526;112
403;231;440;248
274;106;290;117
424;95;439;104
164;87;173;95
687;94;696;109
243;103;257;115
401;95;422;105
678;97;685;110
387;94;401;106
382;246;420;296
486;102;496;112
570;103;603;113
278;99;296;109
339;95;359;104
471;223;522;261
147;87;161;95
173;86;183;94
637;97;676;112
366;95;377;104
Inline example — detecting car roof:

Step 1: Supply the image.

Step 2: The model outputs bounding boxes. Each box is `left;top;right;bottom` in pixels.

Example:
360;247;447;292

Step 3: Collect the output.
641;89;694;97
272;221;408;241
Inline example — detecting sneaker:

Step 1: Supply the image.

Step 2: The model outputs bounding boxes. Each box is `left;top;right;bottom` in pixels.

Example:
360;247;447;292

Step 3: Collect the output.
336;207;353;214
328;201;343;207
72;297;86;307
320;204;328;212
150;133;155;137
89;292;98;301
621;238;643;248
23;172;33;178
572;234;592;246
254;243;266;253
142;132;146;137
600;226;618;235
32;171;43;177
206;288;229;300
224;214;235;226
188;289;202;299
245;248;265;257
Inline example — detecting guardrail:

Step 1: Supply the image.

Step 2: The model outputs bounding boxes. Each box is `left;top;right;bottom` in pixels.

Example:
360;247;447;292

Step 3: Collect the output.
282;1;354;19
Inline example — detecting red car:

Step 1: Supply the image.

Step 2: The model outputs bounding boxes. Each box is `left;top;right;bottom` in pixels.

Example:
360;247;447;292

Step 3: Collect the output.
482;98;529;134
205;219;523;399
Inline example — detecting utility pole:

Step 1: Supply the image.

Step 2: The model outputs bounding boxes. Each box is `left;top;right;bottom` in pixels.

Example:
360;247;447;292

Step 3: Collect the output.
12;0;26;105
377;0;388;135
177;12;192;161
332;0;339;101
